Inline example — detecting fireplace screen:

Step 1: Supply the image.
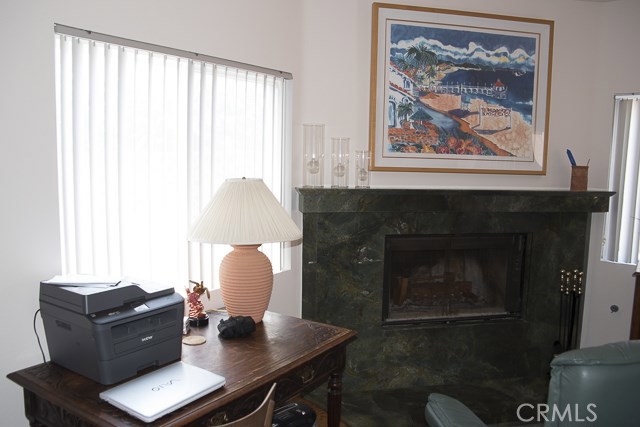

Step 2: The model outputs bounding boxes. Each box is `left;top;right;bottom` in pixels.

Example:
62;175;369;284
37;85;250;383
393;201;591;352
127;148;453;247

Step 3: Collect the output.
383;233;526;324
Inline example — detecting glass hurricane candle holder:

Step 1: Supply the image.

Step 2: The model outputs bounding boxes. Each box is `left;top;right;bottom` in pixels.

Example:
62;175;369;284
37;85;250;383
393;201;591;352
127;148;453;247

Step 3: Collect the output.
355;150;370;188
331;137;350;188
303;124;325;187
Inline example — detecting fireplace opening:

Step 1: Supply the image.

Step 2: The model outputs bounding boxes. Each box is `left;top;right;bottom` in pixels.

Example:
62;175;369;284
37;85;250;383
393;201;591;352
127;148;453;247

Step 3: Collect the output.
383;233;526;325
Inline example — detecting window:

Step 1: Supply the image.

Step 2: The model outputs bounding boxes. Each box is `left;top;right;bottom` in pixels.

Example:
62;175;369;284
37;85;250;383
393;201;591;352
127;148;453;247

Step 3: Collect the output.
54;25;293;290
602;95;640;265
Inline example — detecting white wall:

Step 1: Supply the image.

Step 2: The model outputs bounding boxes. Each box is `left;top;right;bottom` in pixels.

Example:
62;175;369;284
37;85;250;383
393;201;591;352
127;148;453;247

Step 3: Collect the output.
579;0;640;346
2;0;639;425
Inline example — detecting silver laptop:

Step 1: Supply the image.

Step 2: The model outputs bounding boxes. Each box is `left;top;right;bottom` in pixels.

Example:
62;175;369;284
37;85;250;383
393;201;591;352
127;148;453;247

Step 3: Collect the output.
99;361;225;423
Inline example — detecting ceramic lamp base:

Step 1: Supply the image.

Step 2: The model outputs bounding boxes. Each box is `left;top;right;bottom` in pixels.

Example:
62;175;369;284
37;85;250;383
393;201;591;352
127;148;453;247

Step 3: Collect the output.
219;244;273;323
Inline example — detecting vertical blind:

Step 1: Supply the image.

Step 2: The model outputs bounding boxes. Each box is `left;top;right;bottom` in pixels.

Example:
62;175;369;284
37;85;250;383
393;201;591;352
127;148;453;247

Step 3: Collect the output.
603;96;640;265
54;26;292;289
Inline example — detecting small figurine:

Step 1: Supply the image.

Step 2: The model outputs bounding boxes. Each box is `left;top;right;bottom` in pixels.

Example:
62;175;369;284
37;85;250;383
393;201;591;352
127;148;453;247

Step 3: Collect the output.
186;280;211;326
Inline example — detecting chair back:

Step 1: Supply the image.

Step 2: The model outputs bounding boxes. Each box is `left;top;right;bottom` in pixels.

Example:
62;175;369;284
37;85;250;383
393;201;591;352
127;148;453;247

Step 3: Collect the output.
545;340;640;427
221;382;277;427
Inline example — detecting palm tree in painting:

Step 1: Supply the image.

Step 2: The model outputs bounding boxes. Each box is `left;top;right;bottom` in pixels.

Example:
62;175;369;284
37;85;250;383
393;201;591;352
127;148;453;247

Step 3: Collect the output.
406;42;438;70
406;42;438;86
424;66;438;87
397;100;414;125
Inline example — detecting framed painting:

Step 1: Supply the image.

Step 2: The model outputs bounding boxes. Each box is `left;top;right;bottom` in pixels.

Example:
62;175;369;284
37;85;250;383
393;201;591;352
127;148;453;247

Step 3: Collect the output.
369;3;554;174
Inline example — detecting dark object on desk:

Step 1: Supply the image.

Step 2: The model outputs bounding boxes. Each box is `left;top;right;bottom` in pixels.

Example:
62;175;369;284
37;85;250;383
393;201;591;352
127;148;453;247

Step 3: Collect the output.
272;401;317;427
189;313;209;327
218;315;256;339
39;279;184;385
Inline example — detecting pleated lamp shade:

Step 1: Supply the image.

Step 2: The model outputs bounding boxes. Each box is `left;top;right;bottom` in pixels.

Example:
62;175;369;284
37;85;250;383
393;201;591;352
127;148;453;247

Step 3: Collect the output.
188;178;302;322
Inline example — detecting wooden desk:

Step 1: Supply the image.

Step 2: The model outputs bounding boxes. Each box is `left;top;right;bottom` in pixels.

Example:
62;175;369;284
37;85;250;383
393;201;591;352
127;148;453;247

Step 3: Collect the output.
7;311;356;427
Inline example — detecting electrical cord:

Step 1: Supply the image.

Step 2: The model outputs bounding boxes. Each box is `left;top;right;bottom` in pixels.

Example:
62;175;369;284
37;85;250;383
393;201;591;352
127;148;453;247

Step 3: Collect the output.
33;309;47;364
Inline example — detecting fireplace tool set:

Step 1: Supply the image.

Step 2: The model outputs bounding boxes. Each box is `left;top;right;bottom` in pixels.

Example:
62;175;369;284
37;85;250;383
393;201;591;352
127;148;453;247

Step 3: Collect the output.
557;269;583;351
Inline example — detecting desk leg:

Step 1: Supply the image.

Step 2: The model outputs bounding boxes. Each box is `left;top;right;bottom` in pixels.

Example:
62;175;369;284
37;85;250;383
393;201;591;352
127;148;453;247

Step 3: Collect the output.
23;390;52;427
327;372;343;427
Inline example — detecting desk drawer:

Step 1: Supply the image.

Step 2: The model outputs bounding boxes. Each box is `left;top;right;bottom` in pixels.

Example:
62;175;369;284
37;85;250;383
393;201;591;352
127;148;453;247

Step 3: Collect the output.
194;347;348;426
278;349;347;398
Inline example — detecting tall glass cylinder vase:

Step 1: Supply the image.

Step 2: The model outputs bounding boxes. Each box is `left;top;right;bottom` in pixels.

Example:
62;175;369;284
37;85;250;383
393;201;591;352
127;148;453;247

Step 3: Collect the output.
303;124;325;187
355;150;370;188
331;137;350;188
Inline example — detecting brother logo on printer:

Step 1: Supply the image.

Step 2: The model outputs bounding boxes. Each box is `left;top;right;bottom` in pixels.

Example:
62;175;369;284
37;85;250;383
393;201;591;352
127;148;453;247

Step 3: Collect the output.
151;379;180;391
141;335;153;342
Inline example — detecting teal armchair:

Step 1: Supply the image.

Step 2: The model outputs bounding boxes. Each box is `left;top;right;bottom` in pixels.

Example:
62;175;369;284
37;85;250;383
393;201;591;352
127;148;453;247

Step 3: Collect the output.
425;340;640;427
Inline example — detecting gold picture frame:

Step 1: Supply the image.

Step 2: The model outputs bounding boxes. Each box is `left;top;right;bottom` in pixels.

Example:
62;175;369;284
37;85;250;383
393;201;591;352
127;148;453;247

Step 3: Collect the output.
369;3;554;174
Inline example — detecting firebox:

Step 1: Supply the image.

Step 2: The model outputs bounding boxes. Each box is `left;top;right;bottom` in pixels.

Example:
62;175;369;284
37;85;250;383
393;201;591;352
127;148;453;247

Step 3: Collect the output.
383;233;526;325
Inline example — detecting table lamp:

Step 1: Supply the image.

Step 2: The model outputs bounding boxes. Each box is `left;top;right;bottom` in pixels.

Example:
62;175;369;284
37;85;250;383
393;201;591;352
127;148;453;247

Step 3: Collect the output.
188;178;302;323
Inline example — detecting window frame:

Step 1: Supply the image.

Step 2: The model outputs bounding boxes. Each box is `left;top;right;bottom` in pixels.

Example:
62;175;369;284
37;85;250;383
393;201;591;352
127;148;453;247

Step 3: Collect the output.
602;94;640;265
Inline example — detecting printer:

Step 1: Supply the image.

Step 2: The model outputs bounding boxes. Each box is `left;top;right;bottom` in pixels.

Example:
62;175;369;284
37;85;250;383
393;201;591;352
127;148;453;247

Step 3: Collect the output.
40;277;184;385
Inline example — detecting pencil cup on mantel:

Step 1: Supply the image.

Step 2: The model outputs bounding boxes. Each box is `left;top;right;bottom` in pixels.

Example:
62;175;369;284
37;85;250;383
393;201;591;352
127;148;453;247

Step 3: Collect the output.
570;165;588;191
303;124;325;188
331;137;350;188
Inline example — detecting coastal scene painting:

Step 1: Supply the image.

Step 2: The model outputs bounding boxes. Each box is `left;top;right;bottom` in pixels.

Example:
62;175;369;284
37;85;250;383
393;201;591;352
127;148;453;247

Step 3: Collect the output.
370;4;553;173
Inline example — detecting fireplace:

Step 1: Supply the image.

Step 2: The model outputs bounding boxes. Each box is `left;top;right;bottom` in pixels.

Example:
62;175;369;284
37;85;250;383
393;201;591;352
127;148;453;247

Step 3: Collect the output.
383;233;526;324
297;188;613;409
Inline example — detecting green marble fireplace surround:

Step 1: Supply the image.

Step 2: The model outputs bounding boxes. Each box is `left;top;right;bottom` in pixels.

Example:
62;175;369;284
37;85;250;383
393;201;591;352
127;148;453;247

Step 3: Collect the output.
297;188;613;424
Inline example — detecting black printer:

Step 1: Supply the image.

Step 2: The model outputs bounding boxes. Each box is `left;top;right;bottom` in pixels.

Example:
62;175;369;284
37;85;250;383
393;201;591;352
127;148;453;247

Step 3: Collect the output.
40;277;184;385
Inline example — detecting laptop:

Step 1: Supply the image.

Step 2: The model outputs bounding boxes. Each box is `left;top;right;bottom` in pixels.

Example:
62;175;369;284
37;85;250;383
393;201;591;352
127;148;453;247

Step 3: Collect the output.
99;361;225;423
